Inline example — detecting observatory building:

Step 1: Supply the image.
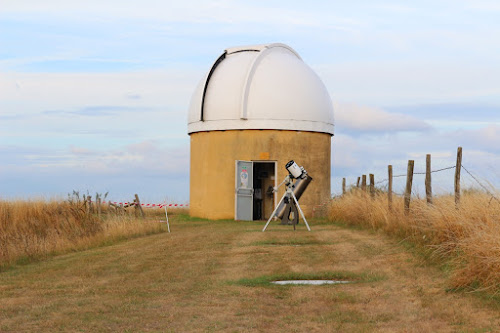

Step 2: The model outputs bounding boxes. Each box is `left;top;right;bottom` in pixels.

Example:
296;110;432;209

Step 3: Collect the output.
188;43;334;220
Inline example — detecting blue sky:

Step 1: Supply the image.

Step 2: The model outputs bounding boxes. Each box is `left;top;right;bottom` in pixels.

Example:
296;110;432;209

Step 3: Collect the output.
1;1;500;203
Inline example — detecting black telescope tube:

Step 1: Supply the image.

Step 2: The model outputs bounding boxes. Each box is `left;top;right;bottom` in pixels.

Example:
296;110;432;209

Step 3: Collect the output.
276;174;313;219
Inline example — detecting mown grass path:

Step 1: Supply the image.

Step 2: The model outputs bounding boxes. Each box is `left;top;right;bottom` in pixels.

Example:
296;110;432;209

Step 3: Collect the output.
1;218;499;332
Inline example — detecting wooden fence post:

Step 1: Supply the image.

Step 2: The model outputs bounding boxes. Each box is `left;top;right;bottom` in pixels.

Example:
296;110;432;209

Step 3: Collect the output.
135;194;145;218
97;194;102;218
426;154;433;205
342;178;346;195
356;177;361;188
455;147;462;208
361;175;367;192
369;174;375;199
404;160;414;214
133;199;138;217
83;195;87;212
388;165;393;210
86;195;92;215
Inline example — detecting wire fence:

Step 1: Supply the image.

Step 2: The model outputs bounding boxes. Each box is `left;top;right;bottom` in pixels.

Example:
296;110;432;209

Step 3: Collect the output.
342;147;500;209
461;165;500;204
375;165;456;185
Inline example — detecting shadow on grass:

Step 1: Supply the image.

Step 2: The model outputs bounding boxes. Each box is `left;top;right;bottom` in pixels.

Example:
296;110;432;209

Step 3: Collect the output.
173;214;264;225
248;237;333;246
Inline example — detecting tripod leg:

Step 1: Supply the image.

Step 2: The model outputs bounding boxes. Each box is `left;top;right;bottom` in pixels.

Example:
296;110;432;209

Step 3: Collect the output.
291;192;311;231
290;200;299;230
292;201;299;227
262;192;286;232
280;203;292;225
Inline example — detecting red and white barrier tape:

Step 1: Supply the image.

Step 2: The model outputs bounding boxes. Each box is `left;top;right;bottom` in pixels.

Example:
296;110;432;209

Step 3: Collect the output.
110;202;189;209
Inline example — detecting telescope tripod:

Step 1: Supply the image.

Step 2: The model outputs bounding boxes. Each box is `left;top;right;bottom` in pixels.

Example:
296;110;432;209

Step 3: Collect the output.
262;184;311;232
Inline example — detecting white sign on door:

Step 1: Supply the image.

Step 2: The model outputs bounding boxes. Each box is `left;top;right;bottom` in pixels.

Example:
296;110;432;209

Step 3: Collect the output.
240;168;249;188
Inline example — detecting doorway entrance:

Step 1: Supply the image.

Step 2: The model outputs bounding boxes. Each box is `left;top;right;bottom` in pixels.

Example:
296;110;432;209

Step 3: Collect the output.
235;160;276;221
252;162;276;220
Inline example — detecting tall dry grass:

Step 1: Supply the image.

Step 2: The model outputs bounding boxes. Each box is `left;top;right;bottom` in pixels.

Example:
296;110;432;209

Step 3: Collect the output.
329;190;500;293
0;199;172;268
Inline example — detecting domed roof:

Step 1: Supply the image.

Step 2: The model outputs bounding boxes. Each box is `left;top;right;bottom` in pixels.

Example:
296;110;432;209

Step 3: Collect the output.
187;43;334;135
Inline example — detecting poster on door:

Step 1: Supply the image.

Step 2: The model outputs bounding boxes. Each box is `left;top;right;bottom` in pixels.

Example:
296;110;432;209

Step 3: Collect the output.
240;168;249;188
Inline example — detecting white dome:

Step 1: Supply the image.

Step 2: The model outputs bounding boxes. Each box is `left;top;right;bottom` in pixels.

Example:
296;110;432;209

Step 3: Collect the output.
187;43;334;135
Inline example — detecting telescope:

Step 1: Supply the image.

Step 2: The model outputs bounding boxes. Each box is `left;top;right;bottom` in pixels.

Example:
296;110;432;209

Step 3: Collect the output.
262;160;312;231
286;160;305;179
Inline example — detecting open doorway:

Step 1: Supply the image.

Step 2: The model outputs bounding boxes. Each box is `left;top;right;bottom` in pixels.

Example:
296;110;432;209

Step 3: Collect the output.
252;162;276;220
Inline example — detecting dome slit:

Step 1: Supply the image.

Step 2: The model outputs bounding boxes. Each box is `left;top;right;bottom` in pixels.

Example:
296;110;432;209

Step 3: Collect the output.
201;51;227;122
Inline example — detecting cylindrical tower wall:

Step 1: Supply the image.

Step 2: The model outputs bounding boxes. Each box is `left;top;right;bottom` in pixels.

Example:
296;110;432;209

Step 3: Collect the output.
190;129;331;220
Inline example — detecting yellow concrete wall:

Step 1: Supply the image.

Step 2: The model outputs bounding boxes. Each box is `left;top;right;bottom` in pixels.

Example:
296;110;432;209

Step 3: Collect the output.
190;130;331;220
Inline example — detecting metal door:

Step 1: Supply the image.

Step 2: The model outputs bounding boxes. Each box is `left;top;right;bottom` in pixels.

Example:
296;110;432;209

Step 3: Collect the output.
235;160;253;220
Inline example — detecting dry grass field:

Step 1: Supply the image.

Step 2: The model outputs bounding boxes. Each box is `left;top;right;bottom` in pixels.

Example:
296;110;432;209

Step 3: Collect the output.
329;190;500;295
0;199;171;269
1;215;499;332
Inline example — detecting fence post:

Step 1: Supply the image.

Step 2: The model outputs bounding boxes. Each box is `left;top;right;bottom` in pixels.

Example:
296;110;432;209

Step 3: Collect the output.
361;175;367;192
356;177;361;188
404;160;414;214
388;165;393;210
83;195;87;213
342;178;346;195
97;194;102;218
455;147;462;208
426;154;433;205
133;198;138;217
134;194;145;218
86;195;92;215
369;174;375;199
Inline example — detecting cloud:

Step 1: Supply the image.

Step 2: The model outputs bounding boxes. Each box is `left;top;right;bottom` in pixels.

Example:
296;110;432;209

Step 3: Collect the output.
0;140;189;173
0;70;193;150
332;134;362;169
371;4;418;13
465;0;500;11
0;70;199;104
0;1;361;30
318;60;500;106
452;125;500;153
125;93;141;100
0;141;190;201
43;105;153;117
334;103;432;134
70;146;92;154
0;114;26;120
386;103;500;122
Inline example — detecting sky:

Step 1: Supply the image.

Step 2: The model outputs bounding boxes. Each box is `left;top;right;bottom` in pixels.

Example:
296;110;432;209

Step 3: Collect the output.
1;0;500;204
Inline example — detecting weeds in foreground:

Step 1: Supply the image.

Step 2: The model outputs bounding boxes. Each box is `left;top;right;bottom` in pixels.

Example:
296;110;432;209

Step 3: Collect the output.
0;199;184;269
328;190;500;294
